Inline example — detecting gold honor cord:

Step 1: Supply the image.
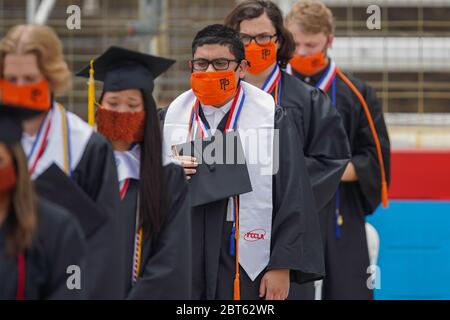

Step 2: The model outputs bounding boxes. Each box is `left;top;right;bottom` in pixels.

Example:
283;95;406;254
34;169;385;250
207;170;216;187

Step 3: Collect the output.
57;103;70;175
88;60;96;127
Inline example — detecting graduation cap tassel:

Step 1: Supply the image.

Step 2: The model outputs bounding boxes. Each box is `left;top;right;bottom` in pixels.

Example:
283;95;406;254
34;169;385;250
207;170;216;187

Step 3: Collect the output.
230;197;237;256
233;232;241;301
233;271;241;300
381;181;389;209
88;59;96;127
336;68;389;208
233;196;241;301
335;213;342;240
229;226;236;257
335;188;343;240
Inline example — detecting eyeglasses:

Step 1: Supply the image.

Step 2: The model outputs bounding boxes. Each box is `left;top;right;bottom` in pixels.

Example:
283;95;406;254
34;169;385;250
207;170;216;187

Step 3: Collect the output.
240;33;278;46
190;58;241;71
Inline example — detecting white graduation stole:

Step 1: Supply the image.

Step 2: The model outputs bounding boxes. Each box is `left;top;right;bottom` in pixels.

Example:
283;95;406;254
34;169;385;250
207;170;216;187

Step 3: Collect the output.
261;64;282;94
22;102;93;179
314;60;337;92
163;81;275;281
114;144;141;190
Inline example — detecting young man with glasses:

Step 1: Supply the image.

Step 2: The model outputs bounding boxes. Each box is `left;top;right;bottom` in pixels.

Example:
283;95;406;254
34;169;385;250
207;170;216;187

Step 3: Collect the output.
225;0;353;300
285;0;391;300
225;0;351;218
161;24;324;300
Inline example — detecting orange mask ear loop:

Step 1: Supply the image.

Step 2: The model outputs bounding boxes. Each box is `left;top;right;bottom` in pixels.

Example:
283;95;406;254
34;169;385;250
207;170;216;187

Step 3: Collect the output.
336;68;389;208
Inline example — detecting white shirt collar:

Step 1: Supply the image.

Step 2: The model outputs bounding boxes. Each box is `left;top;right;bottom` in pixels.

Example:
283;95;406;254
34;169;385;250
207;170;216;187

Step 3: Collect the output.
201;98;234;133
202;98;234;116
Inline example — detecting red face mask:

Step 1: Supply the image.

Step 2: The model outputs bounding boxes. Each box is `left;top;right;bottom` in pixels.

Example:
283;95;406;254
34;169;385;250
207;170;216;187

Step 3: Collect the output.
245;41;277;75
289;51;328;76
191;70;237;106
0;164;17;194
96;106;146;144
0;79;51;111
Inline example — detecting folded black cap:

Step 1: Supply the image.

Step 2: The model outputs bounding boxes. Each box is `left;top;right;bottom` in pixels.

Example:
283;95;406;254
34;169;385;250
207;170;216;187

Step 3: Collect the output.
76;46;176;94
0;104;42;144
34;164;108;239
0;117;22;144
174;131;252;207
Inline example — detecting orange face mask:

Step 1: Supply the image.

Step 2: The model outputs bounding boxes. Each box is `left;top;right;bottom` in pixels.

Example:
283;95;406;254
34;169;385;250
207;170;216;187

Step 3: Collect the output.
0;164;17;194
245;41;277;75
289;51;328;76
96;106;146;144
0;79;51;111
191;70;237;106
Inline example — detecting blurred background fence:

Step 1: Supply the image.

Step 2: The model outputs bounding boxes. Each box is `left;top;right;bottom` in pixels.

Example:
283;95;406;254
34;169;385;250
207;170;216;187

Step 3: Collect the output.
1;1;449;116
1;0;450;300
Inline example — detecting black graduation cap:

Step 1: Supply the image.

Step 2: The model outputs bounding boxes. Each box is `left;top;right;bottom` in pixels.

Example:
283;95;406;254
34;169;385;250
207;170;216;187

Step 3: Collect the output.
76;46;176;94
0;116;22;144
34;164;108;239
175;131;252;207
0;104;43;119
0;104;42;144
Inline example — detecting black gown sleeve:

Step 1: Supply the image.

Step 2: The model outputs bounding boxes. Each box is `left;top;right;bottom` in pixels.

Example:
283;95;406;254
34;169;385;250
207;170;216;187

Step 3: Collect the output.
157;106;168;123
72;132;120;216
267;108;325;284
303;88;351;210
348;79;391;214
157;106;168;134
282;75;351;211
36;198;87;299
127;163;192;299
71;132;125;299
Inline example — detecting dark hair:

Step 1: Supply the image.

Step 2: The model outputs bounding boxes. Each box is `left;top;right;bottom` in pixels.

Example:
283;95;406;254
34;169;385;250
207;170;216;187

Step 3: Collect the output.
139;91;166;243
192;24;245;62
224;0;296;68
4;143;37;256
99;91;166;244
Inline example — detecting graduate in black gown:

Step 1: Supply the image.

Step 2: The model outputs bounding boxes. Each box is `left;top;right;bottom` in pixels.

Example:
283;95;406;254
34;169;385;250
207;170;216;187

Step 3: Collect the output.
0;105;86;300
77;46;192;299
285;0;391;299
162;24;324;300
0;24;124;299
225;0;351;213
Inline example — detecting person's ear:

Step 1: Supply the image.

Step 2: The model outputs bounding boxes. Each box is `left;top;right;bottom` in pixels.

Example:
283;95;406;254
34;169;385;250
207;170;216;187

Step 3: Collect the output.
276;35;281;51
238;60;248;79
188;60;193;72
327;35;334;49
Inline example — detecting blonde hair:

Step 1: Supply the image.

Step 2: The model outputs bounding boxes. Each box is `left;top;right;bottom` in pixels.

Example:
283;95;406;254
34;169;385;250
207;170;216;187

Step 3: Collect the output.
285;0;335;36
5;143;37;256
0;24;71;96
